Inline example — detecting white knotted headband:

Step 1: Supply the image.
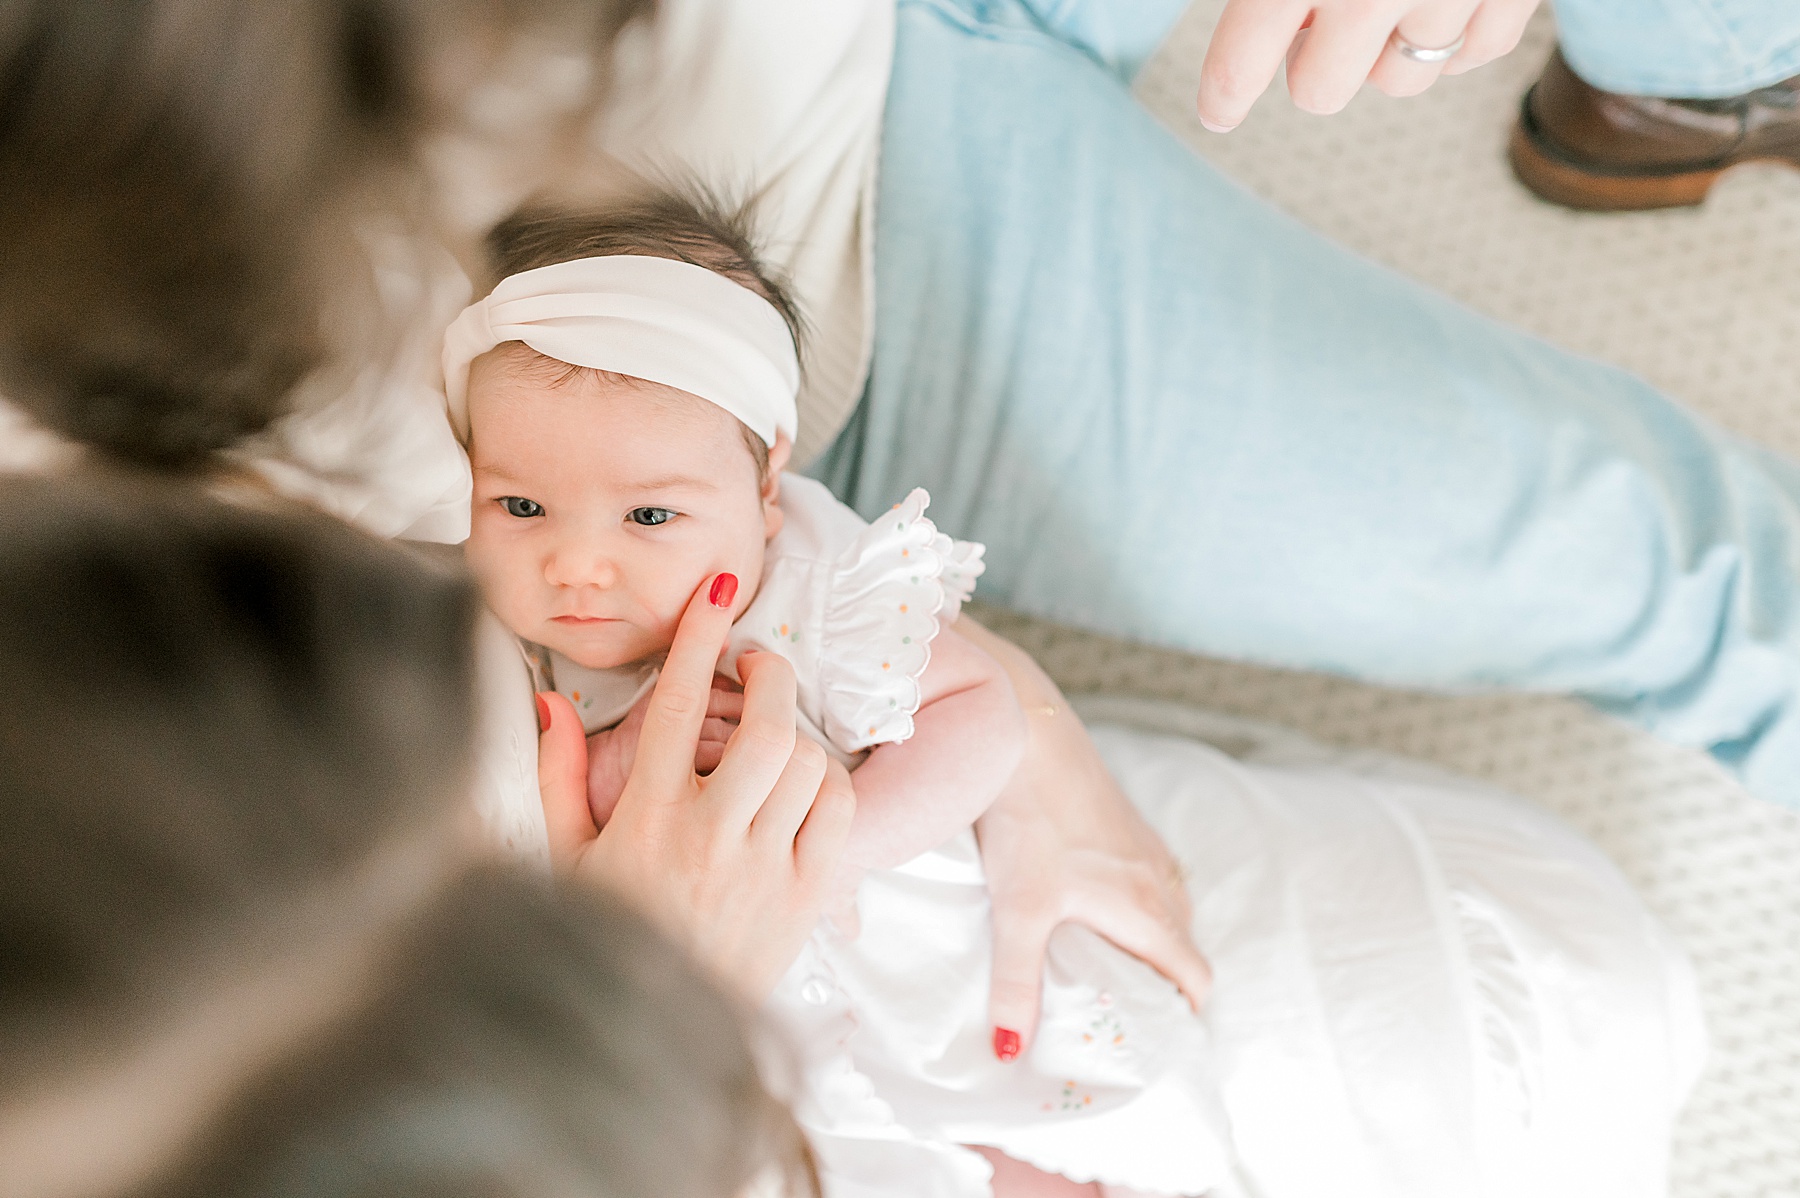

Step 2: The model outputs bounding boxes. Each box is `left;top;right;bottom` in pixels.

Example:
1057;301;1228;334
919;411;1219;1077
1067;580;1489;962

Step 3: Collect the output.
441;255;799;446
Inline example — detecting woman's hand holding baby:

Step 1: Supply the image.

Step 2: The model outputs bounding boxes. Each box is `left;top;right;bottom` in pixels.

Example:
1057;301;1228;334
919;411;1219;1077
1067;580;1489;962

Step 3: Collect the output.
538;573;857;999
584;677;746;829
958;620;1213;1058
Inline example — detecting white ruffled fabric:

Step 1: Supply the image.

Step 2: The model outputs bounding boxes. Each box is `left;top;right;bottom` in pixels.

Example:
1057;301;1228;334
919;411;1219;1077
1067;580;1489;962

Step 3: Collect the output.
1079;703;1707;1198
721;474;983;759
788;830;1232;1197
767;935;1000;1198
764;712;1703;1198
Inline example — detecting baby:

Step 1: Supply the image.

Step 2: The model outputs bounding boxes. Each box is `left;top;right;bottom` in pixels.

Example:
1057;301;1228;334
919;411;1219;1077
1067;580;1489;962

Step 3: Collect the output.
450;200;1025;885
445;196;1228;1198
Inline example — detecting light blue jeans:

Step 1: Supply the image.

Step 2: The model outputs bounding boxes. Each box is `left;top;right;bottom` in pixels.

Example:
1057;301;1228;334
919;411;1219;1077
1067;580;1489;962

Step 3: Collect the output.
1555;0;1800;96
814;0;1800;807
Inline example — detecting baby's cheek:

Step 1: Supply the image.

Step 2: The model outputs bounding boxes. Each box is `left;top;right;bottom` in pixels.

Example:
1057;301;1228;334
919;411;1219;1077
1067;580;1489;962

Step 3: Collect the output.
726;540;767;615
463;527;534;629
648;550;751;640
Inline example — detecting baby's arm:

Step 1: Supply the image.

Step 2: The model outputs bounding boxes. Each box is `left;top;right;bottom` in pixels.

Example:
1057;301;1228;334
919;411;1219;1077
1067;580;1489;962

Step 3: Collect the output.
841;625;1027;873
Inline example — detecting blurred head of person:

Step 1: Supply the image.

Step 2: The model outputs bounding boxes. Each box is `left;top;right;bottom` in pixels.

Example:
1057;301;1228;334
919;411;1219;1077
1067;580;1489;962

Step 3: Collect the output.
0;0;648;471
0;472;812;1198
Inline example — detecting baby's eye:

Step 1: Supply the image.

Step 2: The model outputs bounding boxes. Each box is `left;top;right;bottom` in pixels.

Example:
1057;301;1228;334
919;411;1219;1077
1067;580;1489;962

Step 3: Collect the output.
499;497;544;519
628;507;677;527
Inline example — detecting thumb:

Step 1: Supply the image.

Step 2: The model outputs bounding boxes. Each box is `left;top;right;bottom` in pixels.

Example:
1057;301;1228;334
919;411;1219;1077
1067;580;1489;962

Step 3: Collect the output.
537;691;595;871
988;904;1056;1062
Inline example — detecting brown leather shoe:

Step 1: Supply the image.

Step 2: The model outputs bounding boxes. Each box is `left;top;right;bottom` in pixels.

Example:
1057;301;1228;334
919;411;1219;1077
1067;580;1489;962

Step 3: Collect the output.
1509;48;1800;211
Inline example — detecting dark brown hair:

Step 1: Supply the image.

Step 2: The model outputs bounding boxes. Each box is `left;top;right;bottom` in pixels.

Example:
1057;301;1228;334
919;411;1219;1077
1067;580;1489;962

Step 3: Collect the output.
0;0;648;467
0;472;480;1053
142;868;815;1198
485;193;808;476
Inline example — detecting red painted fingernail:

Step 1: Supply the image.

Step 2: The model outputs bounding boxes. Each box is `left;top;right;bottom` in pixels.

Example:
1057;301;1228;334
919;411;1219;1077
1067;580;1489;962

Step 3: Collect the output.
535;693;551;732
708;572;738;608
993;1027;1021;1062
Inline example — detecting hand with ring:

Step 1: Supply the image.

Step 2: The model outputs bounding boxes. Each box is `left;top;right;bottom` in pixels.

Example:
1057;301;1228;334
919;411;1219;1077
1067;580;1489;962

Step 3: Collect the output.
1196;0;1543;132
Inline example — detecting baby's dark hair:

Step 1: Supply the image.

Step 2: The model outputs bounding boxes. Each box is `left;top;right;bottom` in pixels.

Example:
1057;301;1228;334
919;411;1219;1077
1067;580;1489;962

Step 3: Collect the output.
485;192;804;477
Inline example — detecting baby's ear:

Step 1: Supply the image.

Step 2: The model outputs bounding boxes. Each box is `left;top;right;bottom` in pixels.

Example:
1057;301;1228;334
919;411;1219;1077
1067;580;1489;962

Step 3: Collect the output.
766;432;792;480
762;432;792;542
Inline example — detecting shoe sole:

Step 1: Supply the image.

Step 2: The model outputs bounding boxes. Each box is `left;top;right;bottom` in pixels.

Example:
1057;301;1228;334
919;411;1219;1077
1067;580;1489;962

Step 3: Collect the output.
1507;120;1724;211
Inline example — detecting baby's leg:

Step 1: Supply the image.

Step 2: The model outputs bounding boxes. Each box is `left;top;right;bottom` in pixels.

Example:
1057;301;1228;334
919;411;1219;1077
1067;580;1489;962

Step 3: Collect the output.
974;1147;1185;1198
972;1146;1097;1197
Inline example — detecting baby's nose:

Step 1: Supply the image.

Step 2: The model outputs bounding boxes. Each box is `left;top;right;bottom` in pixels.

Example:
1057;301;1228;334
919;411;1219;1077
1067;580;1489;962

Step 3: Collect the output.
544;541;619;589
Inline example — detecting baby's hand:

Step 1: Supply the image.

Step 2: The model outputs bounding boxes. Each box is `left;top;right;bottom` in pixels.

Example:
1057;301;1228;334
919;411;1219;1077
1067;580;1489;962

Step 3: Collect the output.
585;674;743;827
695;674;744;775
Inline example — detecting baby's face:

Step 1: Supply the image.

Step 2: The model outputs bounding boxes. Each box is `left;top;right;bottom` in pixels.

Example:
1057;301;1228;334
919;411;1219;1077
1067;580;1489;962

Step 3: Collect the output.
463;345;781;670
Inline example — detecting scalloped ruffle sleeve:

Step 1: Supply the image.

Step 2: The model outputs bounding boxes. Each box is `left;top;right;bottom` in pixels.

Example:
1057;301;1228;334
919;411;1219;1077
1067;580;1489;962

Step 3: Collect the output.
723;475;984;760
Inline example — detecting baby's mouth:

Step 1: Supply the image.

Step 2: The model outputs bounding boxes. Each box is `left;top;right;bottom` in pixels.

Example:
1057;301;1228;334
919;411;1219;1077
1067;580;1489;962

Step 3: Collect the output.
551;614;623;626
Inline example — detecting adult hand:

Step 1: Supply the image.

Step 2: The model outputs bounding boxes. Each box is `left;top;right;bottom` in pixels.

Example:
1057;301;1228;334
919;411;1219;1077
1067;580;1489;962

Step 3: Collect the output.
537;573;856;1000
584;676;745;828
958;621;1211;1058
1196;0;1541;132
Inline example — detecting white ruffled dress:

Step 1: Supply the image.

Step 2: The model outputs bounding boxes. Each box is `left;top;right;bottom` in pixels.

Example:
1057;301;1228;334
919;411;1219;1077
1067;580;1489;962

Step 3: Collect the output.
531;476;1704;1198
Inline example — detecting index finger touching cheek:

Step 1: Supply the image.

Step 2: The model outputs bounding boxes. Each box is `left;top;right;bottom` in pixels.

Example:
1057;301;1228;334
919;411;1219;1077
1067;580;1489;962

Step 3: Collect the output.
636;572;739;797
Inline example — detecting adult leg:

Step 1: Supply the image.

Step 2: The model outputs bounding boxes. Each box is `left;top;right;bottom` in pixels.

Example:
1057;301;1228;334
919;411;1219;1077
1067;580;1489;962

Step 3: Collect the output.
1006;0;1190;82
1551;0;1800;97
817;0;1800;806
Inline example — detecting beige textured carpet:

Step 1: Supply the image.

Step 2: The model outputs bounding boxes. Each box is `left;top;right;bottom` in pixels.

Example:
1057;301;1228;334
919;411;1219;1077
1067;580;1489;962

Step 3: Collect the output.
974;5;1800;1195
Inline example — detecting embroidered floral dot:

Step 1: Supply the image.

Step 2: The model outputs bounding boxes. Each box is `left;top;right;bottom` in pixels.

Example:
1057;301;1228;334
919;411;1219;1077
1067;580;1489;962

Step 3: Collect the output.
901;548;909;557
903;636;911;644
899;603;908;613
572;690;582;702
1083;1006;1126;1050
882;662;890;670
1054;1081;1096;1112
